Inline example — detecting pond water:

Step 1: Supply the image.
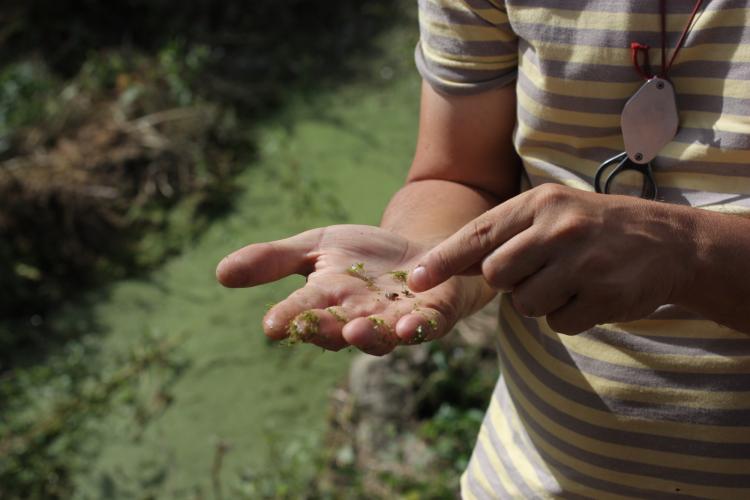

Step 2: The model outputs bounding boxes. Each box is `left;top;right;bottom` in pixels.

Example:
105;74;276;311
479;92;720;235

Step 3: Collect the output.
71;38;421;497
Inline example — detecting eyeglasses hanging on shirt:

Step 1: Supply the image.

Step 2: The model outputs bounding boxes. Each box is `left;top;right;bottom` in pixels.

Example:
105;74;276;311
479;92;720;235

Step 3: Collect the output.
594;0;706;200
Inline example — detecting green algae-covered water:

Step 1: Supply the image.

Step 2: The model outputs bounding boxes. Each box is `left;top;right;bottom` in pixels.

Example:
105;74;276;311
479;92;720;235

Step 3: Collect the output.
68;27;421;498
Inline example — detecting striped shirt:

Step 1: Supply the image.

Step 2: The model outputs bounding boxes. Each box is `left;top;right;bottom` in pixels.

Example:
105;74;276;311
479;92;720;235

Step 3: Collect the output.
416;1;750;498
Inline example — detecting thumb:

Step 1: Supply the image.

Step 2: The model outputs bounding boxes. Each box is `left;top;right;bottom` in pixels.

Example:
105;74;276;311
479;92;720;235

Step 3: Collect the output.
216;228;322;288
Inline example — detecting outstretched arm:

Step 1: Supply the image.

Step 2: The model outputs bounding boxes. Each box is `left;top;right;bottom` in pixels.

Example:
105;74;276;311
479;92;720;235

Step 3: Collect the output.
216;82;522;354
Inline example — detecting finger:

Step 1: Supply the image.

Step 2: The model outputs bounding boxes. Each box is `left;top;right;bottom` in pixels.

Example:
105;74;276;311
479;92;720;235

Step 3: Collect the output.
546;295;598;335
342;316;399;357
286;308;349;351
264;285;331;339
394;307;448;345
481;227;550;291
408;196;534;292
216;228;322;288
511;262;575;318
457;262;483;276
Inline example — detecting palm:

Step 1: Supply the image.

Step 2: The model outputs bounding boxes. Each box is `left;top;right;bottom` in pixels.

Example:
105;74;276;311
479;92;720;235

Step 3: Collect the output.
217;225;474;355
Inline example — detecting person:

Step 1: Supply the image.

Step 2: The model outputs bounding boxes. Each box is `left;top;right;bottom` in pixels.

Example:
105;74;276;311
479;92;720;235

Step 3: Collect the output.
216;1;750;497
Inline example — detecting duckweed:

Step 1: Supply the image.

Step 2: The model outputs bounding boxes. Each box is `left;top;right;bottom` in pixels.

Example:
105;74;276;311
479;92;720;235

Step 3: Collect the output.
369;317;387;330
325;307;348;323
347;262;378;290
389;270;408;283
284;310;321;345
412;324;427;344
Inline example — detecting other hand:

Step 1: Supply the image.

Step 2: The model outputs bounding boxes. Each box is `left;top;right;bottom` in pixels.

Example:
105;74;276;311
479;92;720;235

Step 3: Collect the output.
409;184;696;334
216;225;484;355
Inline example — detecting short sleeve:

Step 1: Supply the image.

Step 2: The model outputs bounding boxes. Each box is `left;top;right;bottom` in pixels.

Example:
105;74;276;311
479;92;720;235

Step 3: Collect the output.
415;0;518;95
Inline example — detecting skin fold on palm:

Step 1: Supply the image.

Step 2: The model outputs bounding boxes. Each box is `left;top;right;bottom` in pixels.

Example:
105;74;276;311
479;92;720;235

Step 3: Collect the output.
216;224;475;356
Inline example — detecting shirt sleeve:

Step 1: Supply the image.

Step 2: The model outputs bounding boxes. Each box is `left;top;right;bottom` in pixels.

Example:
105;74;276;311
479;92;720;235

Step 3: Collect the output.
415;0;518;95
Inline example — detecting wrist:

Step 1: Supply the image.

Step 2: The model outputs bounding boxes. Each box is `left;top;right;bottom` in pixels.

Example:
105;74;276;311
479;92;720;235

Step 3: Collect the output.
380;179;500;244
665;204;713;310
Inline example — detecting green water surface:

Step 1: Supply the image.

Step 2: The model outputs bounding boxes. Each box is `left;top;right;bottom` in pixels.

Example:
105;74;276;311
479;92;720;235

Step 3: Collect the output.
68;29;421;498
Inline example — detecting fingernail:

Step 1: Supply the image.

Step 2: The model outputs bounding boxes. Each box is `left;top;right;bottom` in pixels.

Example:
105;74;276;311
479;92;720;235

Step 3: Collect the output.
264;317;276;330
216;258;228;281
410;266;428;289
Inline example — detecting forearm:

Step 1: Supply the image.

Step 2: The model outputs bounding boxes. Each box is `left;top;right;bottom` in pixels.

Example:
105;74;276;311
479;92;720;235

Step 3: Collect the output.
673;207;750;333
381;179;505;243
382;82;519;243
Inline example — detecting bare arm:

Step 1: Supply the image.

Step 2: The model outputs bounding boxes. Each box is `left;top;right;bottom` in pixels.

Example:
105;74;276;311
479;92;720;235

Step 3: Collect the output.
382;81;520;244
381;81;521;314
675;207;750;333
215;81;522;355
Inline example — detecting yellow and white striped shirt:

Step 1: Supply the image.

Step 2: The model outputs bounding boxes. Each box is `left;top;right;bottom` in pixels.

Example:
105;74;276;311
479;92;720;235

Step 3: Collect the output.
416;1;750;498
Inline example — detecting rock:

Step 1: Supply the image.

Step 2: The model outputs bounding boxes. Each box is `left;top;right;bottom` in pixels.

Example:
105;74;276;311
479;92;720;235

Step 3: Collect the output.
320;298;502;497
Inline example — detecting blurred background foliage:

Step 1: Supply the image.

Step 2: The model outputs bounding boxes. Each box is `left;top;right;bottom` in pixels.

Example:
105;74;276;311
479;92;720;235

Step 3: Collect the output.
0;0;405;321
0;1;498;498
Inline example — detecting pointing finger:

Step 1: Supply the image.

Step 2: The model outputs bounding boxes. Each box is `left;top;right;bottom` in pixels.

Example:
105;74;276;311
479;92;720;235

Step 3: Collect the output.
408;195;533;292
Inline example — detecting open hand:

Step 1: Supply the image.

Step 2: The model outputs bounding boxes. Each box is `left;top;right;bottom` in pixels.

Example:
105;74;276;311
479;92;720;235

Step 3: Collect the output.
409;184;695;334
216;225;483;355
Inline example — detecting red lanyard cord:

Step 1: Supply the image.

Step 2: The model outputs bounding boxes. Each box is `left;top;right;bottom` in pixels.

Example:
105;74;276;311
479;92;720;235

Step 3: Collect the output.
632;0;706;80
632;42;653;79
661;0;705;77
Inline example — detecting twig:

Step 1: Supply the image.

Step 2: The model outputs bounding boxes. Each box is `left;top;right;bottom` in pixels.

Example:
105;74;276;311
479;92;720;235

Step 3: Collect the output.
130;107;206;130
211;439;232;500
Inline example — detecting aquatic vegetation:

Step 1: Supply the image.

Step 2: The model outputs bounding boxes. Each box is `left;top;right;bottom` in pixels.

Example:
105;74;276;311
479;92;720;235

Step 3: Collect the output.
325;307;348;323
369;317;387;330
412;324;427;344
389;270;408;283
285;311;321;345
347;262;378;290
